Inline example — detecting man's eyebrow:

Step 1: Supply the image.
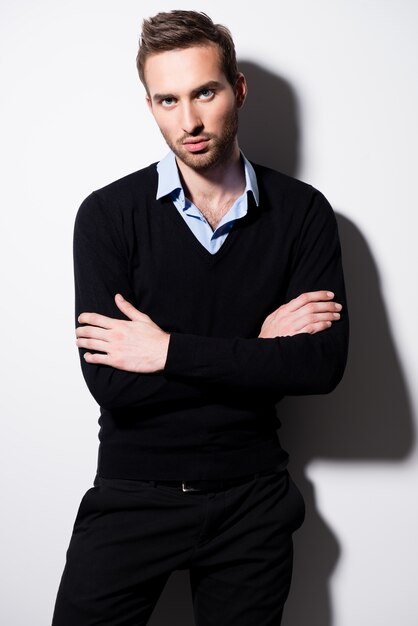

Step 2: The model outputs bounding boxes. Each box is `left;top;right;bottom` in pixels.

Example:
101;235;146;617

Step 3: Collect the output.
191;80;224;95
152;81;224;103
152;91;175;103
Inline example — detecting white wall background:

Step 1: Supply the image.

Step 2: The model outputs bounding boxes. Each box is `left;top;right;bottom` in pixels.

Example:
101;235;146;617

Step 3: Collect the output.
1;1;417;625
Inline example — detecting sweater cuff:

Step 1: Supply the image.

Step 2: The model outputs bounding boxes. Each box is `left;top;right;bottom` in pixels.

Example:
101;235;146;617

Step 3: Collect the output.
164;332;238;381
164;331;261;387
164;332;198;377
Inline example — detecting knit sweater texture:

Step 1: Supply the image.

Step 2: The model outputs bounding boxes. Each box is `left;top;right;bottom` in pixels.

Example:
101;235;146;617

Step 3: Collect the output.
73;161;349;479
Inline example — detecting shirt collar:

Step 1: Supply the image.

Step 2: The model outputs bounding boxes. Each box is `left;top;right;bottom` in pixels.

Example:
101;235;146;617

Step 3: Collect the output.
156;150;259;207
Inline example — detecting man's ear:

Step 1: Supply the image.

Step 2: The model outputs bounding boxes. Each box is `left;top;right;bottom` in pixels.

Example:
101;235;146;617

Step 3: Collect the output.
235;73;248;109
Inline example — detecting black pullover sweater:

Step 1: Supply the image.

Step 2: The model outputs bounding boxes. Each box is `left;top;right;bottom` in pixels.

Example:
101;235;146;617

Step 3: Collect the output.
74;161;349;479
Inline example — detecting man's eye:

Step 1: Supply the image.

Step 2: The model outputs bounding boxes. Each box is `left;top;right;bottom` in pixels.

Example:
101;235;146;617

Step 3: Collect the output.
161;97;176;107
197;89;214;100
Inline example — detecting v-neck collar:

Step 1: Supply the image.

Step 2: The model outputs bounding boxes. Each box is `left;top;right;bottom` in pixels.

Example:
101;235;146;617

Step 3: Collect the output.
155;150;260;255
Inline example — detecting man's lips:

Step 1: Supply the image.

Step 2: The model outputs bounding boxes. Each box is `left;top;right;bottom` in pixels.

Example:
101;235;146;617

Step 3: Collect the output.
182;138;211;153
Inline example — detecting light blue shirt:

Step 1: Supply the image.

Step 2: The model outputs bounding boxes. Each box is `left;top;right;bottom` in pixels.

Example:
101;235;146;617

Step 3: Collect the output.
156;151;259;254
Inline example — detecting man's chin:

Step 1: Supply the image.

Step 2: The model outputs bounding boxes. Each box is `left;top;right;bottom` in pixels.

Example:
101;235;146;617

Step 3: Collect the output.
175;149;217;171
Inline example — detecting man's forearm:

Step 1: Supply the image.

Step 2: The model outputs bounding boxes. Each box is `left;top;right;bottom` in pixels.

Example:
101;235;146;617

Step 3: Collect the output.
164;323;348;396
76;290;347;397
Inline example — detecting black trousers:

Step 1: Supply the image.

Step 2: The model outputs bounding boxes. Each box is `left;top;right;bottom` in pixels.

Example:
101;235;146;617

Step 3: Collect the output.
52;468;305;626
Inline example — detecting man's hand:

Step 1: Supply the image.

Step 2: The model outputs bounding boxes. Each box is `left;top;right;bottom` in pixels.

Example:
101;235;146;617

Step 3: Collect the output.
259;291;342;338
76;294;170;373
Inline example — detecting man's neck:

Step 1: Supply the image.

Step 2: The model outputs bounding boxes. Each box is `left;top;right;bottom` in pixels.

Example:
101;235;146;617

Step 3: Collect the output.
175;144;246;226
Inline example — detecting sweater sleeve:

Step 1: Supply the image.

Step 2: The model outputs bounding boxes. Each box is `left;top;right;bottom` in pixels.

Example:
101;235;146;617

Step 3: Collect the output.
74;191;204;409
164;189;349;396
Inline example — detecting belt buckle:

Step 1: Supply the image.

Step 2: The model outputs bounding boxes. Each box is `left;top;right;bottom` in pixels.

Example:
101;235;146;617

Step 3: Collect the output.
182;481;200;492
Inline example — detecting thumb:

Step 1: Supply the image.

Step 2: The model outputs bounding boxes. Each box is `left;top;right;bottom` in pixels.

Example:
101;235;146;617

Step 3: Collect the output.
114;293;143;321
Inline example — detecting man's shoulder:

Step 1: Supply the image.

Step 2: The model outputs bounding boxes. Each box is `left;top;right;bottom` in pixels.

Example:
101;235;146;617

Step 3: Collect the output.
91;161;158;201
251;160;334;218
251;161;315;197
75;162;159;228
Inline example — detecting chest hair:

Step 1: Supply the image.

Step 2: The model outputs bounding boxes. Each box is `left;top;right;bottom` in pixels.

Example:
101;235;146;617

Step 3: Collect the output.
195;198;237;231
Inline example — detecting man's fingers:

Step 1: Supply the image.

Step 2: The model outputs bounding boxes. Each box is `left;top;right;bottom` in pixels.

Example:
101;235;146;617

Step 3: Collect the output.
76;326;109;341
298;311;341;325
115;293;144;321
293;302;342;323
78;294;147;330
295;321;333;335
77;337;109;352
268;300;342;326
78;312;113;328
286;290;335;312
83;352;111;365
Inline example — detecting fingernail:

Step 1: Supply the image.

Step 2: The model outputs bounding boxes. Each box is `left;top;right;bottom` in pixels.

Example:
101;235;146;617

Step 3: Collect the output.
327;291;334;298
116;294;124;301
335;303;342;311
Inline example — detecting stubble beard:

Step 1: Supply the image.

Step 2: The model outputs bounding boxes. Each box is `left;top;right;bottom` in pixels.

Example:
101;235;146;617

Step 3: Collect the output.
162;107;239;172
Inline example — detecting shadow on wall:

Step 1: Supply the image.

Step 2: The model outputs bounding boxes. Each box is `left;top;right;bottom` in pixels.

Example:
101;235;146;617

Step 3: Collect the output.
278;213;415;626
147;61;415;626
241;60;415;626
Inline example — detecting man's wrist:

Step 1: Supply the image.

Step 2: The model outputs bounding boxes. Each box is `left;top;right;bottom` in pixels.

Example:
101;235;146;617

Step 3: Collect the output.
159;332;171;371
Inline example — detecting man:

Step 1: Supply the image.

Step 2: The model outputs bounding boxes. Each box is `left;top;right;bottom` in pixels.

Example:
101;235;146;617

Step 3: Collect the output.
52;10;348;626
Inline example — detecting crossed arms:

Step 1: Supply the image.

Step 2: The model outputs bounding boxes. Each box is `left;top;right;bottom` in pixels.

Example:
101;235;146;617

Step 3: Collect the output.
73;189;349;409
76;290;343;373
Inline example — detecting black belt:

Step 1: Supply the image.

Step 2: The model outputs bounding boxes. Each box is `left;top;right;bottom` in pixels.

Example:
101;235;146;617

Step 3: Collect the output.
146;467;284;493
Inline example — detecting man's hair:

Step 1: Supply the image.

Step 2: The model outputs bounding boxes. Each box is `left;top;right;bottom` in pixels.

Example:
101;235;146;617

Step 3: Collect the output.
136;10;238;91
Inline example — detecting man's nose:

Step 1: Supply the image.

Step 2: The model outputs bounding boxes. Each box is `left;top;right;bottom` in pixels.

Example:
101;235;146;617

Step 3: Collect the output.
181;103;203;135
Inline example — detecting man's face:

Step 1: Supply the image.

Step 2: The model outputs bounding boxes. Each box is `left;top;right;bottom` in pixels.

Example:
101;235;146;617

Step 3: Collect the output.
144;44;246;171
